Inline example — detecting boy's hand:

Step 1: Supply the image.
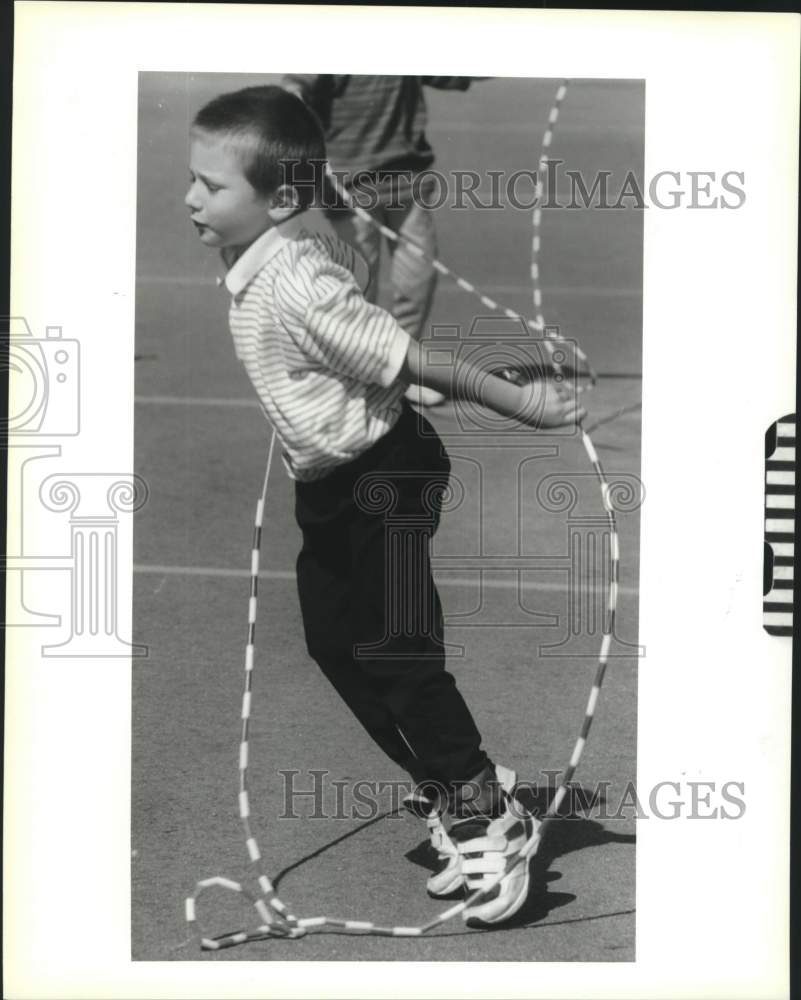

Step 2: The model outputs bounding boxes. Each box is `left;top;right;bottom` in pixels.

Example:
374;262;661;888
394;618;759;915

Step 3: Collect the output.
518;379;587;429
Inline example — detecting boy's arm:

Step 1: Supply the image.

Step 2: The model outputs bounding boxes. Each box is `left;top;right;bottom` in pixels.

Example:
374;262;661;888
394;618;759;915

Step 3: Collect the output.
400;339;586;430
273;247;411;390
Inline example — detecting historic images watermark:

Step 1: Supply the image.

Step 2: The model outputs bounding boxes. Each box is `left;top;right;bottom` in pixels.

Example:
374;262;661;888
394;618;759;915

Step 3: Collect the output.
2;316;148;656
281;160;747;212
277;769;747;822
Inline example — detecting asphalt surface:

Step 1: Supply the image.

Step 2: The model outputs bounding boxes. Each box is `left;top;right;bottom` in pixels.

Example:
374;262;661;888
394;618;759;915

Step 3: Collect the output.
132;74;643;962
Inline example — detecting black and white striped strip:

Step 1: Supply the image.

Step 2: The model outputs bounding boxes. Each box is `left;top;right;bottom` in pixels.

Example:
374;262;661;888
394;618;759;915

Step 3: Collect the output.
764;414;795;637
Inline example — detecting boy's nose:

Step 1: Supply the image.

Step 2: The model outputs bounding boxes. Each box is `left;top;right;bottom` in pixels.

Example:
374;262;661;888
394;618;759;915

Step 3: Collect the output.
184;183;201;211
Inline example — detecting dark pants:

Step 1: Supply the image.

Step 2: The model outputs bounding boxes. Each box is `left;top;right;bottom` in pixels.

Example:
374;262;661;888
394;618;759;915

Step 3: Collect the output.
294;404;488;785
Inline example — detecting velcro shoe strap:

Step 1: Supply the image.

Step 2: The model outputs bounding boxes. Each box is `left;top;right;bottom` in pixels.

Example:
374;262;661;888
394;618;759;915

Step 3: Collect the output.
461;856;507;877
456;835;507;855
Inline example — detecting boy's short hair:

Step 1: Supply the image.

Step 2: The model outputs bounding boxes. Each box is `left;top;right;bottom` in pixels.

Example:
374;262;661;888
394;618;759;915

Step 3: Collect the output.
193;85;326;209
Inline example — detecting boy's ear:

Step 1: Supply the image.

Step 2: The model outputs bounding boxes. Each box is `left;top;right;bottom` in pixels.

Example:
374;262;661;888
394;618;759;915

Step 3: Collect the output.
268;184;301;220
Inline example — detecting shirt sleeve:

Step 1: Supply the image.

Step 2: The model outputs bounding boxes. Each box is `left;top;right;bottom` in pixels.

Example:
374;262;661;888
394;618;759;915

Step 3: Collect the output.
273;242;410;388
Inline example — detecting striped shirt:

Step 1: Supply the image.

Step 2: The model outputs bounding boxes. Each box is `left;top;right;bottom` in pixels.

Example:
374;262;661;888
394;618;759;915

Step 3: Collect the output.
224;215;411;481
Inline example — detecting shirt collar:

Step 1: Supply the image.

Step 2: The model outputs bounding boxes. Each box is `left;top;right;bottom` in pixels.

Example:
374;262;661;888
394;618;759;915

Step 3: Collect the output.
221;213;308;297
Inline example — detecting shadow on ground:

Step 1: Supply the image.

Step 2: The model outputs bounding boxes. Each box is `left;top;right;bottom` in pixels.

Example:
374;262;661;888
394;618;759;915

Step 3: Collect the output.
265;783;634;936
403;782;635;932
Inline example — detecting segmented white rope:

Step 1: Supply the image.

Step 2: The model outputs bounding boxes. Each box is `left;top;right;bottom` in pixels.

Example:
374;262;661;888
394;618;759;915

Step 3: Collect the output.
186;79;620;949
529;82;595;388
536;83;619;821
530;83;565;335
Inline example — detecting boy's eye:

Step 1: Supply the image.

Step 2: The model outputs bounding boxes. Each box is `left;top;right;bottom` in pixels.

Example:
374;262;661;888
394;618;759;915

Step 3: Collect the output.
188;171;221;194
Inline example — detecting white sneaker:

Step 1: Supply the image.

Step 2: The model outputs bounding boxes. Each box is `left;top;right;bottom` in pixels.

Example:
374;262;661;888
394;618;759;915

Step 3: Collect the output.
403;764;517;899
423;808;464;898
404;384;446;407
452;798;543;925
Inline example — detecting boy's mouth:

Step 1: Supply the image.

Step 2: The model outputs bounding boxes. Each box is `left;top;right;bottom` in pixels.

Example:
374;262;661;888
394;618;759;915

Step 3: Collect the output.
191;219;213;236
191;219;224;246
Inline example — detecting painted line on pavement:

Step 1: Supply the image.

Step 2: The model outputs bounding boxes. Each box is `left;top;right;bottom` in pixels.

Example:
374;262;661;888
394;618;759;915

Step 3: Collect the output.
134;562;638;595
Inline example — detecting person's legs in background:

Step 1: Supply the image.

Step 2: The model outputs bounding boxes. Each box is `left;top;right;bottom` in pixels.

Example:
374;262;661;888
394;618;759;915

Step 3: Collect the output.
326;177;444;407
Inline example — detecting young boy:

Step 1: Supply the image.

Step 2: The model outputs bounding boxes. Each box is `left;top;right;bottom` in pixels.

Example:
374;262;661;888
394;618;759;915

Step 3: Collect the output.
185;85;585;926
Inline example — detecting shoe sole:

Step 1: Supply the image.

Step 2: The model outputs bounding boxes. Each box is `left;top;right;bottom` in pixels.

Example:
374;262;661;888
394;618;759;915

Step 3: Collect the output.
426;871;464;899
463;866;530;926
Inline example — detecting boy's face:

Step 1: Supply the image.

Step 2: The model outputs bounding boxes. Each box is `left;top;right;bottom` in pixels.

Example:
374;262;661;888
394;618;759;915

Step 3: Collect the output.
185;130;274;249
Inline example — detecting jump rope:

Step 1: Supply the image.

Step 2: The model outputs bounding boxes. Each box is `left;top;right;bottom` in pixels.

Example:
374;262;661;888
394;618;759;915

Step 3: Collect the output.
185;79;621;949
